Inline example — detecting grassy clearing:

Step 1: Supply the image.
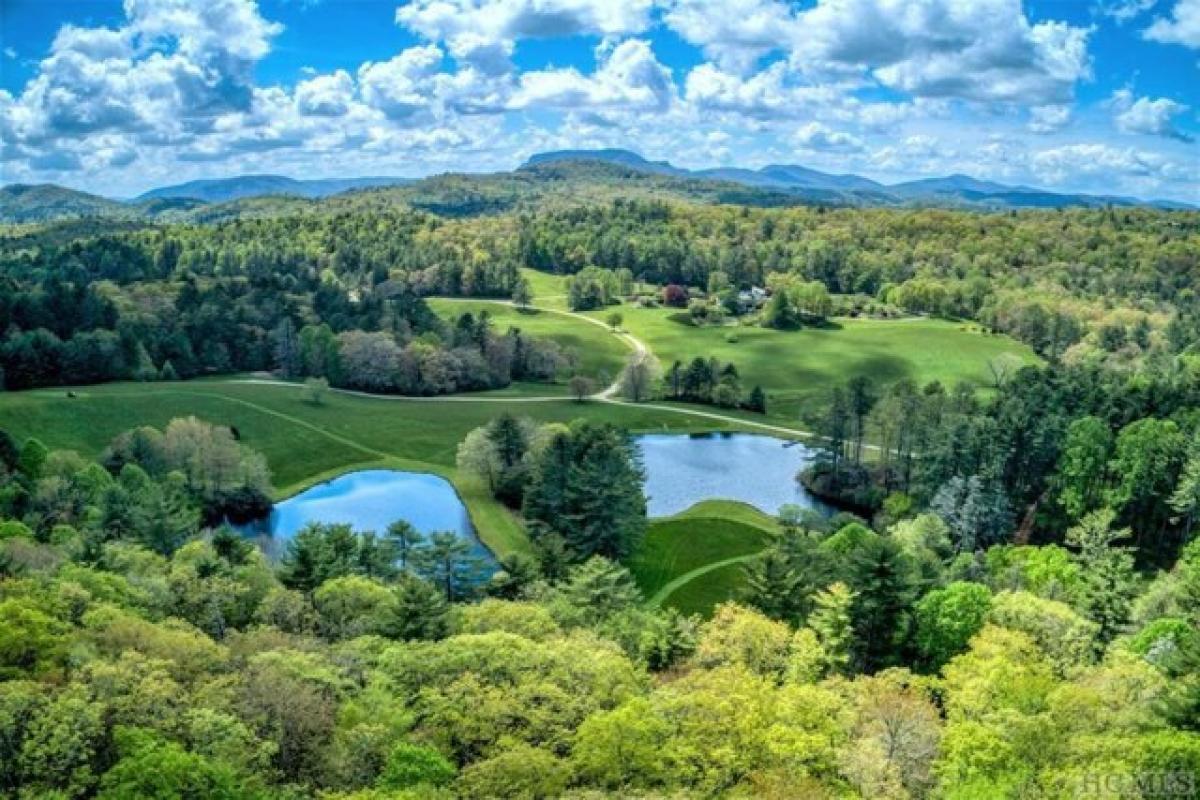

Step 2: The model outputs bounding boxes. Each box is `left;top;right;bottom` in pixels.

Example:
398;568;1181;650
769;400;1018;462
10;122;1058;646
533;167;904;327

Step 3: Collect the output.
427;298;629;384
586;304;1040;422
630;499;778;615
430;285;1038;426
0;380;746;557
519;268;570;310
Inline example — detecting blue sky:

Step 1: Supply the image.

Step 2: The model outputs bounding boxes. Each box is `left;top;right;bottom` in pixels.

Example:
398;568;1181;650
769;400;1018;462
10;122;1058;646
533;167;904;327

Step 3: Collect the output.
2;0;1197;201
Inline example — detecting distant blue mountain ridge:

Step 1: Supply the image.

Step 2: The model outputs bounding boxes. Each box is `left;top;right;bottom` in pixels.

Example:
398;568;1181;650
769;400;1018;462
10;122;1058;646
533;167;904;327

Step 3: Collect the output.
522;148;1194;209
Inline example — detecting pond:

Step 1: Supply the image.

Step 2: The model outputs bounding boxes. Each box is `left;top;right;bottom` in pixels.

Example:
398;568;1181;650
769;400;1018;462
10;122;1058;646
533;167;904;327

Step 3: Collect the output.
240;469;495;566
635;432;835;518
243;433;831;563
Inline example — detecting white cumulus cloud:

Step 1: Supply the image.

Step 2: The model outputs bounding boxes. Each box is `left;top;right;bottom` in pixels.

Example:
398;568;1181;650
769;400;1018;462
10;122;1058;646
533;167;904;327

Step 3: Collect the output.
1144;0;1200;47
510;39;674;112
792;0;1093;106
1110;88;1193;141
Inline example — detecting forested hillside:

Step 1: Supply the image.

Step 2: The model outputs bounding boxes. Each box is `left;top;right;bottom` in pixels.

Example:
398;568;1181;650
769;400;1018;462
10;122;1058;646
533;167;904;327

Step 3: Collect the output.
2;169;1200;799
1;174;1196;391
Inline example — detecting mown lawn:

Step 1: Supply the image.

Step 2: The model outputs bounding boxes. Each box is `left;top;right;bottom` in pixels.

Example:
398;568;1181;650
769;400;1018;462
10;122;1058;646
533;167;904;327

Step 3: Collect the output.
0;380;742;557
432;283;1039;425
629;499;778;616
519;268;570;310
663;561;749;617
427;298;629;385
586;304;1040;422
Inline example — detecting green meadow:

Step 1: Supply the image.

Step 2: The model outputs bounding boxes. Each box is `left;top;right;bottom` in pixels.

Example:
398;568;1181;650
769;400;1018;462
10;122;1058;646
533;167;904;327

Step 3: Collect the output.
584;304;1039;421
631;500;779;616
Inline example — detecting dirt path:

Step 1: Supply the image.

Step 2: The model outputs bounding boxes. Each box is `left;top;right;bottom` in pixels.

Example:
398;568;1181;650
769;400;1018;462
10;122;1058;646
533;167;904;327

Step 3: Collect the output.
433;297;646;400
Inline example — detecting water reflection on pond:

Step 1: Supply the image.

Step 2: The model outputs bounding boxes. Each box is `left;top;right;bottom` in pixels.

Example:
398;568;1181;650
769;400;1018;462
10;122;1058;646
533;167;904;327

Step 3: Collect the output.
240;469;494;566
243;433;831;563
635;432;834;518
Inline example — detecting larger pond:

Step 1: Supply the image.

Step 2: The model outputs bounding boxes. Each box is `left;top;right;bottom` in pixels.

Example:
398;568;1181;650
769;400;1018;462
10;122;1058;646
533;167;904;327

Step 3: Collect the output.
636;432;834;518
243;433;831;562
240;469;495;566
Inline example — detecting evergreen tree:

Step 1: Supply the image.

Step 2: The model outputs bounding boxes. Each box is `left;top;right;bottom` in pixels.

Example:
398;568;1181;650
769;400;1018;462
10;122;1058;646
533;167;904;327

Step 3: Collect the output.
741;550;801;622
1169;430;1200;538
523;422;646;560
848;536;919;670
387;520;425;571
809;582;855;676
413;531;483;601
745;385;767;413
387;573;450;640
1066;509;1137;645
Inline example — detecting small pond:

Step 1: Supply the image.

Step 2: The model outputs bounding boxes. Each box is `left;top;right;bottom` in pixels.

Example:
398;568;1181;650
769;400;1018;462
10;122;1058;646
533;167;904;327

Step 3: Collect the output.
240;469;495;566
636;432;835;518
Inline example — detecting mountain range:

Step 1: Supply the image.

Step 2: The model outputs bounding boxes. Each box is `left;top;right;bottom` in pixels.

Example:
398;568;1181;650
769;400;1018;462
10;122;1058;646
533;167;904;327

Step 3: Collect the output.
524;149;1192;209
1;150;1192;224
134;174;412;203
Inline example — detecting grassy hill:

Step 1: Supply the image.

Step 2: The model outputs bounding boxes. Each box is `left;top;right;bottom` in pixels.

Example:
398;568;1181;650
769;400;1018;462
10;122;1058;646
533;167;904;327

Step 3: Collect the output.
428;285;1040;423
427;299;630;385
593;305;1039;421
630;500;779;616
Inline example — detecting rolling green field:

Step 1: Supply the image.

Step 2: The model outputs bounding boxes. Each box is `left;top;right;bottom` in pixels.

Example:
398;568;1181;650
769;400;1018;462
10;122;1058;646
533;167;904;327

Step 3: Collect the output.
630;500;779;616
443;270;1040;423
585;304;1040;421
0;379;747;557
519;268;570;310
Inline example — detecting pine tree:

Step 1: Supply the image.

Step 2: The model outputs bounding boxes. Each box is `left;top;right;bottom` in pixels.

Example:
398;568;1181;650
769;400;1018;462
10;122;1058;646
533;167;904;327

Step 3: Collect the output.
523;422;646;561
1066;508;1137;644
809;582;855;676
746;385;767;413
413;531;482;602
849;537;919;670
742;549;801;622
387;520;425;571
1169;430;1200;537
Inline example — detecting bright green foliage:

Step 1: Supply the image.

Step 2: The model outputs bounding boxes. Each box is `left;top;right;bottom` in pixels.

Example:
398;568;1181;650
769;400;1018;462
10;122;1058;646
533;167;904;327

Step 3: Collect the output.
1106;418;1186;549
377;742;455;790
1066;509;1138;644
1054;416;1113;521
692;602;793;677
17;689;106;798
97;727;261;800
983;544;1082;602
572;697;671;788
987;591;1099;674
809;582;855;676
914;582;993;670
456;744;570;799
313;576;398;640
